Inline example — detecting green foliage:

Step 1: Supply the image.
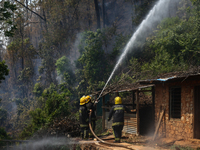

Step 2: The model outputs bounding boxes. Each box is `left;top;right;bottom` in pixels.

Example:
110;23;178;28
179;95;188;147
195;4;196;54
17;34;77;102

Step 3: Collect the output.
45;90;71;122
76;27;126;96
56;56;75;85
21;83;72;138
18;67;34;84
142;49;186;76
20;124;35;139
0;127;9;139
171;145;195;150
78;30;107;84
33;83;43;97
132;0;157;26
5;0;200;141
56;56;70;76
0;60;9;83
6;38;36;99
140;16;196;75
76;30;108;94
29;108;46;128
0;1;17;36
0;109;7;126
0;127;10;146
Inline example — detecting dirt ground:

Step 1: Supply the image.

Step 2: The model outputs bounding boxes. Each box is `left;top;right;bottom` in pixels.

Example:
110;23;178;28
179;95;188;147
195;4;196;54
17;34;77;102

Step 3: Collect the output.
80;132;200;150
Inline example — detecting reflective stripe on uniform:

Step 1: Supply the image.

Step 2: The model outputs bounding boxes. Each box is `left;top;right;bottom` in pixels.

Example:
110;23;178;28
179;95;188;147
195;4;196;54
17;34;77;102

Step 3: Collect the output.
83;128;88;139
80;124;88;127
115;138;120;140
114;107;124;111
112;122;124;126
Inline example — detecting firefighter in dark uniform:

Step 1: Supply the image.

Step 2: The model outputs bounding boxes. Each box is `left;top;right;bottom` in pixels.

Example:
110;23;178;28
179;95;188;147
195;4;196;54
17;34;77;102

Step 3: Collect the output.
108;96;131;143
79;96;89;139
85;95;96;138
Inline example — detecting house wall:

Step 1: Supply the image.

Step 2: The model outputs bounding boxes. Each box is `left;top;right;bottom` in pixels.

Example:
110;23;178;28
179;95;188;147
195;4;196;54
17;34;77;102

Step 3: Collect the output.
155;80;199;139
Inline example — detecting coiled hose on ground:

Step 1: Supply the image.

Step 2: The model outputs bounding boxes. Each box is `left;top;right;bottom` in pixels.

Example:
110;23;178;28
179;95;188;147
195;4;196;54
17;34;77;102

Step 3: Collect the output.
89;110;135;150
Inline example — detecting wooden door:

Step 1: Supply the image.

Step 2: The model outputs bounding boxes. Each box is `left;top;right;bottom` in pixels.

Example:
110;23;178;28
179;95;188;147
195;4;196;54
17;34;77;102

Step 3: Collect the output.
194;86;200;139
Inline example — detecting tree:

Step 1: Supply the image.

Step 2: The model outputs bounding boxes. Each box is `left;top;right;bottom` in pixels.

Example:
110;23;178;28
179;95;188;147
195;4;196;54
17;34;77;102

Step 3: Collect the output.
0;60;9;83
0;1;17;37
94;0;101;29
5;38;36;98
140;0;200;75
56;56;75;86
76;27;129;95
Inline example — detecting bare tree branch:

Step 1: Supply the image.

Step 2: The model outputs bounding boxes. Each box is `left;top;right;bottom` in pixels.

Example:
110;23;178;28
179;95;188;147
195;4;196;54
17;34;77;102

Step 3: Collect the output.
14;0;45;21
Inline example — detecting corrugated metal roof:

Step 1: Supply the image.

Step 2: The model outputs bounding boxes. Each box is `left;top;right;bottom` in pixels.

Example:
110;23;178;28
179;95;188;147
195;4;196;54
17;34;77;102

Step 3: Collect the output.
156;77;175;81
92;73;200;97
139;73;200;84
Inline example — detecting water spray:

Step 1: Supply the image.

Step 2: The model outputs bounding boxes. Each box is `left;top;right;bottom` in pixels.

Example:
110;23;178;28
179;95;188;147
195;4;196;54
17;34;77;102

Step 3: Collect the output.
96;0;180;102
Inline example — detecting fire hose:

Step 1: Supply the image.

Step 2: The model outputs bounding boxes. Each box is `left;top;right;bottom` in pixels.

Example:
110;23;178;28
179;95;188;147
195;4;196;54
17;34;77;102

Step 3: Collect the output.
89;110;135;150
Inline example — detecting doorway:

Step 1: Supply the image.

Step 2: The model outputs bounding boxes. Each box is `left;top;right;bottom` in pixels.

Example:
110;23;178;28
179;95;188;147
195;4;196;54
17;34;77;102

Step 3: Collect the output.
194;86;200;139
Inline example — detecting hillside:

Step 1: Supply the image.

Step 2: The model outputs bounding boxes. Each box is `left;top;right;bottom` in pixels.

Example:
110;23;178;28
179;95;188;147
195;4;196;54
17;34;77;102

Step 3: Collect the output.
0;0;199;144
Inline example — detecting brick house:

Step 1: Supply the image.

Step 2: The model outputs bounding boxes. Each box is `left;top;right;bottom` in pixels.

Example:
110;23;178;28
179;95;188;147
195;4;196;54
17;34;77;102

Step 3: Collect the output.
139;73;200;140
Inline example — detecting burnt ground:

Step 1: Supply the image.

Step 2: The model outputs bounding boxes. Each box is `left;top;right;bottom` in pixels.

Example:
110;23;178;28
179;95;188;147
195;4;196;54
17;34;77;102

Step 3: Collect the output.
79;130;200;150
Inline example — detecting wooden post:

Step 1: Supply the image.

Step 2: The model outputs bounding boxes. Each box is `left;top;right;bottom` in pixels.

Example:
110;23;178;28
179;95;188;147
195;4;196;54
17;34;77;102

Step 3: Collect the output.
102;95;105;131
132;90;136;109
136;90;140;136
153;109;165;141
152;86;155;132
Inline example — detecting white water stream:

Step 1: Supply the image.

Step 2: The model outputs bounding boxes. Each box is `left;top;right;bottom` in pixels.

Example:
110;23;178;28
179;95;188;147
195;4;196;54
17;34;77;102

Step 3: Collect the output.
97;0;181;100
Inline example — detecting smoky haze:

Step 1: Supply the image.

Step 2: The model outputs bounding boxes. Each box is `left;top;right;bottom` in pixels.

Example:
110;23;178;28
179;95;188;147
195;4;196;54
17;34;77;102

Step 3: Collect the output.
7;137;99;150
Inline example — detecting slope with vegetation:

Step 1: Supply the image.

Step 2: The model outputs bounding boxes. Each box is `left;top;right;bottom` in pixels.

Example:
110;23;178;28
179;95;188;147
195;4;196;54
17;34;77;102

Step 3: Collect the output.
0;0;199;144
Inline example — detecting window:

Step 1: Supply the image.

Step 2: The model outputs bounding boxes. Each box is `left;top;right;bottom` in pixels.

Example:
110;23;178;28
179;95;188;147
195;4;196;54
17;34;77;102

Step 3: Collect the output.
169;87;181;119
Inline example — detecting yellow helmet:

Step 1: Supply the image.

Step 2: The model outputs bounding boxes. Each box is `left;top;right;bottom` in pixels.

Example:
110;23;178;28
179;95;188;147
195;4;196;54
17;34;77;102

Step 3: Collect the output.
85;95;91;104
80;96;86;105
115;96;122;105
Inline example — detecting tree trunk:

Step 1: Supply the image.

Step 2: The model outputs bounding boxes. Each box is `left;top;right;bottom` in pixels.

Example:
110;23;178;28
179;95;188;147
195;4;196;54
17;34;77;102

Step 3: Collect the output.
87;0;91;28
102;0;105;28
94;0;101;29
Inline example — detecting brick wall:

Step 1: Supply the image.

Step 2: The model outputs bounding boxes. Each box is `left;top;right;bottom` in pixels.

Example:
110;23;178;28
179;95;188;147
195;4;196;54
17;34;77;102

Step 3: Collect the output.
154;80;200;140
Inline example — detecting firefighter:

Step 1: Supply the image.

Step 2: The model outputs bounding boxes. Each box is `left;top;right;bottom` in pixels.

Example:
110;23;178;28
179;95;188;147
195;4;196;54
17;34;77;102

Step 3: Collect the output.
79;96;89;139
85;95;96;139
107;96;131;143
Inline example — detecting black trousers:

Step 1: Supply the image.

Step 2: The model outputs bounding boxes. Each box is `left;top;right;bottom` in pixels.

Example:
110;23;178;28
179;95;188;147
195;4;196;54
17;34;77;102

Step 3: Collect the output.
88;120;96;138
80;127;89;139
112;125;123;141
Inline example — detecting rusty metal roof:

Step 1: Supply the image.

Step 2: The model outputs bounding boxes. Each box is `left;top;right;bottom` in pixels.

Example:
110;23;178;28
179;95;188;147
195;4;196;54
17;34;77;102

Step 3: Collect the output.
91;69;200;97
139;73;200;84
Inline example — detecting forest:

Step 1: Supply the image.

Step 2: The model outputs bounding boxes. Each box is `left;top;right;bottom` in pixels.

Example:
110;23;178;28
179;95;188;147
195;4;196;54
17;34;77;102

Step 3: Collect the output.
0;0;200;143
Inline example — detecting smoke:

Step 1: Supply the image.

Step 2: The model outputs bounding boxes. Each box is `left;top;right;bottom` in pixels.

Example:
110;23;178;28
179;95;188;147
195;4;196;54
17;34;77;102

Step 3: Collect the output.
8;137;73;150
69;33;82;69
7;137;99;150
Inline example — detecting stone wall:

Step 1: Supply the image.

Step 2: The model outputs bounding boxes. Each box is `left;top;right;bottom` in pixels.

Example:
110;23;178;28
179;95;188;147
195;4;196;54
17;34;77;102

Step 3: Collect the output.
154;80;200;140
